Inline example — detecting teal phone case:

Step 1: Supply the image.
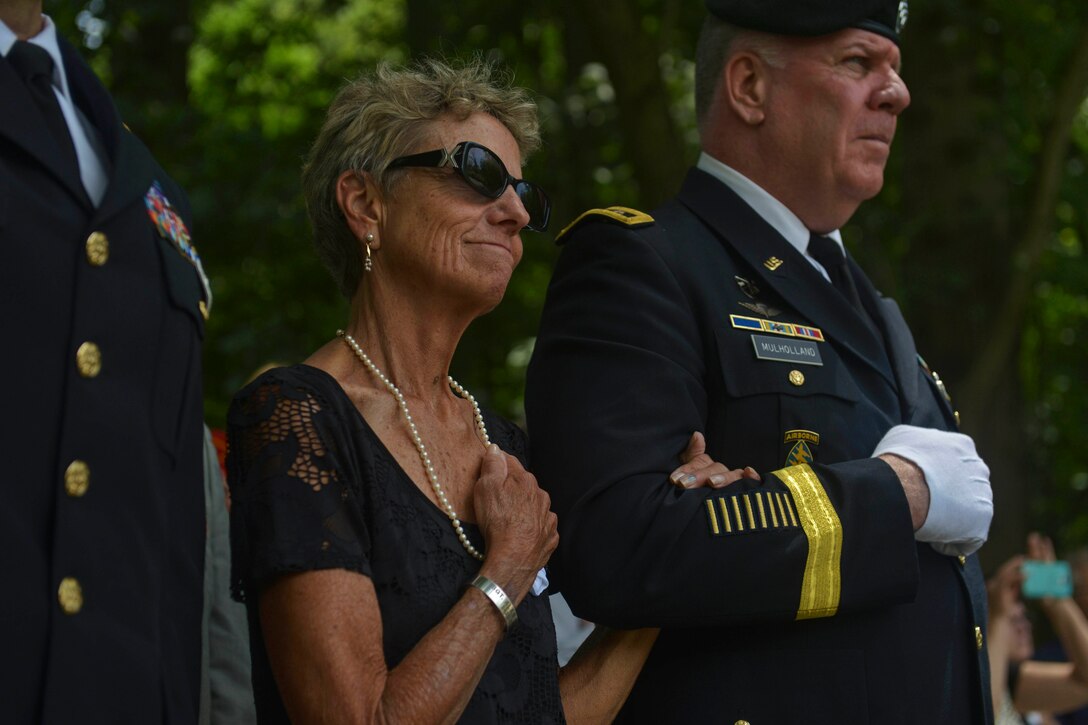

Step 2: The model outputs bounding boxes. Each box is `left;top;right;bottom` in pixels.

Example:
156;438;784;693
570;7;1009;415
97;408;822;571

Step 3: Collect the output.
1022;560;1073;599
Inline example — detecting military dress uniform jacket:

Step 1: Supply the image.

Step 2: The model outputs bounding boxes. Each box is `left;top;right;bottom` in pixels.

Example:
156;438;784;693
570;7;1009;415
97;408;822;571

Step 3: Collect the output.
0;34;205;723
525;168;993;724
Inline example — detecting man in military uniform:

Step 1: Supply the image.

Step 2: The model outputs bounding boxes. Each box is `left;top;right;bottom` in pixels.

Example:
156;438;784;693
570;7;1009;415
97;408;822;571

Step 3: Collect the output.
526;1;995;722
1;2;207;721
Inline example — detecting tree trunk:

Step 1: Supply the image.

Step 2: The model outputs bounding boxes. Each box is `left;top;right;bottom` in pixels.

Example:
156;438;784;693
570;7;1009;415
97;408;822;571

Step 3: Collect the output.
891;6;1088;568
102;1;195;186
579;0;689;207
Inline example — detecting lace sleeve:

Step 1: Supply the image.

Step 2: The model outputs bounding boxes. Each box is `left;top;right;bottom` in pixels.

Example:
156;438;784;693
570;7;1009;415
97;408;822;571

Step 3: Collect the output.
486;411;530;470
227;371;370;603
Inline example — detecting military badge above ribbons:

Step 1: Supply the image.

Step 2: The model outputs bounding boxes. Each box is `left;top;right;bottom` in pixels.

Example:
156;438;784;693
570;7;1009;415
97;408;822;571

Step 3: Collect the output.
145;181;212;318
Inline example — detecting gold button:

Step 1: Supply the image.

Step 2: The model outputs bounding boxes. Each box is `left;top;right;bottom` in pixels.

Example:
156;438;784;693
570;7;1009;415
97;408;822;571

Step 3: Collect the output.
198;299;209;320
76;342;101;378
58;577;83;614
64;460;89;497
958;555;966;567
85;232;109;266
975;625;983;650
789;370;805;386
954;410;961;426
735;721;751;725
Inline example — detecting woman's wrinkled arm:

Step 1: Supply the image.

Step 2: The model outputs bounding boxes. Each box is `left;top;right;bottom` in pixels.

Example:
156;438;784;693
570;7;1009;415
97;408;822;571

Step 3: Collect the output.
552;431;757;723
259;569;506;725
556;626;659;725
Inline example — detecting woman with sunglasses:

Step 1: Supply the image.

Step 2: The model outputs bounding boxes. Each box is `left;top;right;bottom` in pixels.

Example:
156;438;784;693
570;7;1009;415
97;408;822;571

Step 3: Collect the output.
227;59;746;724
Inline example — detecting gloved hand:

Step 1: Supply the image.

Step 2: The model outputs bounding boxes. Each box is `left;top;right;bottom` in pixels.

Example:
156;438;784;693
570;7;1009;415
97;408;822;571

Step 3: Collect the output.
872;424;992;556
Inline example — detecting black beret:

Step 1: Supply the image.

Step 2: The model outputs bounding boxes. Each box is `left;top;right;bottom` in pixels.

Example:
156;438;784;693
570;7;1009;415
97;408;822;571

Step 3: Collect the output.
705;0;909;44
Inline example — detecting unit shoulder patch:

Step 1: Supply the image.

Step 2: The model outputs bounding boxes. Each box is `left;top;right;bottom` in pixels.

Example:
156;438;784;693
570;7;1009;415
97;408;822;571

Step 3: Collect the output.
555;206;655;244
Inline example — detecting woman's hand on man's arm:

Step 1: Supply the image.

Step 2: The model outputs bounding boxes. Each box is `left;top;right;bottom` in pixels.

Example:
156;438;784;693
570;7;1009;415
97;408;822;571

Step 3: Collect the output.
556;432;758;723
669;431;760;489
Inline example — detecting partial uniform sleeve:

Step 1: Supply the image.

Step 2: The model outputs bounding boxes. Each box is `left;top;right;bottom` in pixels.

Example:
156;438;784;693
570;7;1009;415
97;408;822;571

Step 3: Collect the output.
525;222;918;629
200;426;255;725
227;374;371;604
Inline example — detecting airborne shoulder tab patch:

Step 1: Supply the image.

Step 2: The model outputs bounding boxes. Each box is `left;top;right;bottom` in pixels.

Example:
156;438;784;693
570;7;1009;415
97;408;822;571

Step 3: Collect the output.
555;206;655;244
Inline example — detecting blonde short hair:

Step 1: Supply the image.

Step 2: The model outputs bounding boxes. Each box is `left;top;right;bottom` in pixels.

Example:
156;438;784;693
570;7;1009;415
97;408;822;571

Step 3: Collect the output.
302;57;541;298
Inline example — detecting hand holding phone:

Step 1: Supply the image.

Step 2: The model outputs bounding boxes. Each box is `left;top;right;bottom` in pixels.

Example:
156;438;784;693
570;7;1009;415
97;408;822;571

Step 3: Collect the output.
1022;560;1073;599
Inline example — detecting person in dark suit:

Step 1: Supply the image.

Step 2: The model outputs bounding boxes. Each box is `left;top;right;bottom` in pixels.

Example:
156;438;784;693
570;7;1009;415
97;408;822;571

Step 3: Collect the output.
0;2;208;722
526;1;996;723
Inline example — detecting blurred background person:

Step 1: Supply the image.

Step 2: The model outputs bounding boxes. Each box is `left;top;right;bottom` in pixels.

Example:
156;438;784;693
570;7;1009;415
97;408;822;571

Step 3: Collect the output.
201;425;255;724
988;533;1088;724
1036;548;1088;724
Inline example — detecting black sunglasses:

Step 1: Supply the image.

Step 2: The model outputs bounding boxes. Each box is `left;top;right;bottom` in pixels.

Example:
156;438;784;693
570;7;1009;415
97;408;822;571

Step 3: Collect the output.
387;141;551;232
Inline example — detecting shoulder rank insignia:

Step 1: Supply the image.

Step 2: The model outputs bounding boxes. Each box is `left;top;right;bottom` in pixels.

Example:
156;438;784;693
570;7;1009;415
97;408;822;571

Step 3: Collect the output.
555;206;655;245
145;180;212;316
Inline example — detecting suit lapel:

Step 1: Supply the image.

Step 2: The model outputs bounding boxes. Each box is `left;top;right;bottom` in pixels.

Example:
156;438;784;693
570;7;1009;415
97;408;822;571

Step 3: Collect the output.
91;126;157;225
0;55;89;207
851;261;918;421
58;36;118;161
676;169;895;386
55;37;157;225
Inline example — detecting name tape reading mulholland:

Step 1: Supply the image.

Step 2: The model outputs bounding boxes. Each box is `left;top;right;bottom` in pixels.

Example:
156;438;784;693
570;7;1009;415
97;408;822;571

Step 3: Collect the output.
751;334;824;366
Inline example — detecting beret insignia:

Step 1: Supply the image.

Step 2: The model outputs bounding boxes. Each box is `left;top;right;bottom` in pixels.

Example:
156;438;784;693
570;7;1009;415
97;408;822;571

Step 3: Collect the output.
705;0;907;45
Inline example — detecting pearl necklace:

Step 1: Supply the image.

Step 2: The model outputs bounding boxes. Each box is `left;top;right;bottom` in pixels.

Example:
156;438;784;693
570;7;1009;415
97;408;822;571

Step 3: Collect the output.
338;330;489;561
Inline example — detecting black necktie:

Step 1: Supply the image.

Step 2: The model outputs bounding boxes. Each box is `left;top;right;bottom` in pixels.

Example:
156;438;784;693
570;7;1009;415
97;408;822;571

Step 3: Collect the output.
807;232;865;312
7;40;82;181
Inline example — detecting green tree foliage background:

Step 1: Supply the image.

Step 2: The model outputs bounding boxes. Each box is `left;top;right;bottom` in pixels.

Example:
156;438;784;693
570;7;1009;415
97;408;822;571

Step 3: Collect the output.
50;0;1088;568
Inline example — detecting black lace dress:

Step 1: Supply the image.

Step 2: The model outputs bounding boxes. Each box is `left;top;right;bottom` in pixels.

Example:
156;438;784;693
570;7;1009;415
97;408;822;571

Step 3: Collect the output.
227;365;565;724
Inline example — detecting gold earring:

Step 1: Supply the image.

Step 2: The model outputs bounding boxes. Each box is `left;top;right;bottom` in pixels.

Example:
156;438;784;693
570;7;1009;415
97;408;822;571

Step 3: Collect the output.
364;233;374;272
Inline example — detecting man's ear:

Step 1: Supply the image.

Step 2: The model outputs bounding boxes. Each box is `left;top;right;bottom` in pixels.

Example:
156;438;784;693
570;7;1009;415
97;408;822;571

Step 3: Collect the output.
723;51;769;126
335;169;383;248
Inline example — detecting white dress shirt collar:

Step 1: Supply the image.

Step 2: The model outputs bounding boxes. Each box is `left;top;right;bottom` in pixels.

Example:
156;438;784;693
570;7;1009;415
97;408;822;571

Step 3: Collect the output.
1;15;109;206
0;15;71;100
696;152;844;280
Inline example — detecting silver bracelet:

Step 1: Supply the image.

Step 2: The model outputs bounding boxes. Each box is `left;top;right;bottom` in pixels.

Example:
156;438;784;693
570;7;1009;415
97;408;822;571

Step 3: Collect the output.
470;575;518;630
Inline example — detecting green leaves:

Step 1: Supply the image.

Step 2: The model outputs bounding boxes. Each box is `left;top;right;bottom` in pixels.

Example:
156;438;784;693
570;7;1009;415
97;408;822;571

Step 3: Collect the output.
57;0;1088;555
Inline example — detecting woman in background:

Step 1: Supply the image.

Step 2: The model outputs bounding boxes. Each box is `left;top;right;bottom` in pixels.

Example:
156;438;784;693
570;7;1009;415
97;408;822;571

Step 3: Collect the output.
988;533;1088;724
